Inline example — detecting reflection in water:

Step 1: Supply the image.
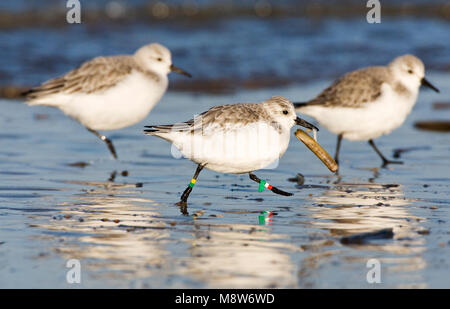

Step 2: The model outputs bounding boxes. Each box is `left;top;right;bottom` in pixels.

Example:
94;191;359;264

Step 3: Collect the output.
31;179;171;287
258;210;274;225
26;174;430;288
177;222;298;288
298;181;428;288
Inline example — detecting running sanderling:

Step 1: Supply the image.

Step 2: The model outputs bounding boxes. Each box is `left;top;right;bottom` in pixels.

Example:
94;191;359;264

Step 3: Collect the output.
144;96;318;207
25;43;191;159
294;54;439;167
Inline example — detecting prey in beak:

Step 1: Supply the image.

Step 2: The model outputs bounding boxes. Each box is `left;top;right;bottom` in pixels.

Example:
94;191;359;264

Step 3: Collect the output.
421;77;439;93
170;64;192;78
295;116;319;132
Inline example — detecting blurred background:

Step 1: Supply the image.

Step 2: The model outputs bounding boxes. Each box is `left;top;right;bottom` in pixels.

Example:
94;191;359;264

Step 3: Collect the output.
0;0;449;289
1;0;450;97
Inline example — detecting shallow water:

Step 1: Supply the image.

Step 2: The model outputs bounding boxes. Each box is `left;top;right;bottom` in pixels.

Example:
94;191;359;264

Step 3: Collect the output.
0;72;449;288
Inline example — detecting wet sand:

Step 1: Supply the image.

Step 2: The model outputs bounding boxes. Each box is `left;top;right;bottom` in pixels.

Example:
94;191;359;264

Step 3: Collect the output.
0;74;449;288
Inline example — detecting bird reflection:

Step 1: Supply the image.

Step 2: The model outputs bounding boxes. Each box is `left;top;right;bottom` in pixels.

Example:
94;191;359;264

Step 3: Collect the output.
176;222;298;288
31;179;170;287
29;176;299;288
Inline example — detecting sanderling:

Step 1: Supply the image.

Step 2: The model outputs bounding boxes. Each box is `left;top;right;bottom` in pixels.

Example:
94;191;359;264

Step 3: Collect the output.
24;43;191;159
144;96;318;207
294;54;439;167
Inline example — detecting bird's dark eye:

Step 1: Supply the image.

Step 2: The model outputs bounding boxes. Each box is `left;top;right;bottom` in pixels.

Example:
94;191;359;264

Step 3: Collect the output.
282;110;289;115
408;69;413;74
157;57;162;62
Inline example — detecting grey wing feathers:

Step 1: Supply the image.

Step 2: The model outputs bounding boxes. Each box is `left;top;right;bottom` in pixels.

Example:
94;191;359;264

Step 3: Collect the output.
144;103;263;135
25;56;136;100
306;66;389;108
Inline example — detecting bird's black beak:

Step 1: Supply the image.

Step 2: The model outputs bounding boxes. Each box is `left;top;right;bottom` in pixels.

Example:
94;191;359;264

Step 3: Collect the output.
295;117;319;131
170;64;192;78
421;77;439;93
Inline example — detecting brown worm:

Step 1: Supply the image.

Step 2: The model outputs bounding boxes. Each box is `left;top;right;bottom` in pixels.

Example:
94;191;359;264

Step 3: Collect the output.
295;129;338;173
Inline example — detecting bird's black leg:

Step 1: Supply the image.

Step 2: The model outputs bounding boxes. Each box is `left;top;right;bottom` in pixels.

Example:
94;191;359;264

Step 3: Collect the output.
368;139;403;167
248;173;293;196
87;128;118;159
335;133;343;165
176;164;204;208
